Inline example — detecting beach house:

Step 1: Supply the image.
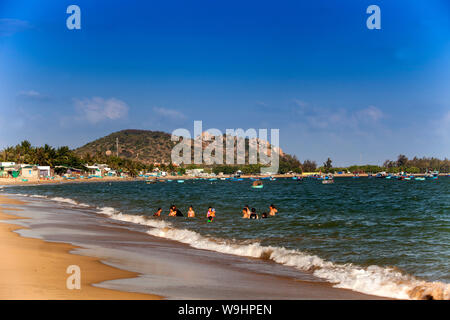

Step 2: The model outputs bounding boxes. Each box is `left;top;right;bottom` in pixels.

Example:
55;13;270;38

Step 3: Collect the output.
0;162;20;178
186;168;204;176
20;165;40;180
85;164;102;176
37;166;52;178
85;163;112;177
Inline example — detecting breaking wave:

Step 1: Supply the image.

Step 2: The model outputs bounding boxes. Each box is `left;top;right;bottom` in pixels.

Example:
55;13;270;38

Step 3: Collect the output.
94;204;450;300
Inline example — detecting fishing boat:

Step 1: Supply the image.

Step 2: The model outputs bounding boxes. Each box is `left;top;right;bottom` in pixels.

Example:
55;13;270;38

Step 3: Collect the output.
376;172;387;178
251;180;263;189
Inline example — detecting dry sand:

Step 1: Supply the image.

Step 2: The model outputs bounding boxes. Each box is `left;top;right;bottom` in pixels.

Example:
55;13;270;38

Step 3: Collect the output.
0;195;160;300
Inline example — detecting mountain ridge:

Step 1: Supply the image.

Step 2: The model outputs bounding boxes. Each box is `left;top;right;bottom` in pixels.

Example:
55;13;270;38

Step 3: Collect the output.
74;129;295;167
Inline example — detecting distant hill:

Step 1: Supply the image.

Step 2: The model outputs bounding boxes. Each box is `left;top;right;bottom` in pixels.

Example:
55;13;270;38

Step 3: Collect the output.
74;129;297;167
74;130;175;164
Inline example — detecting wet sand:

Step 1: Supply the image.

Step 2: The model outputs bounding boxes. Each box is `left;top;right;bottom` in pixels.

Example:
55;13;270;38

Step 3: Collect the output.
0;195;160;300
0;194;388;300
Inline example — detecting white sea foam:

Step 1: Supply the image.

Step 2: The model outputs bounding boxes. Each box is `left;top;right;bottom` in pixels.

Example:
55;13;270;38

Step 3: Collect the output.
8;192;450;300
92;205;449;300
9;193;90;208
144;222;449;299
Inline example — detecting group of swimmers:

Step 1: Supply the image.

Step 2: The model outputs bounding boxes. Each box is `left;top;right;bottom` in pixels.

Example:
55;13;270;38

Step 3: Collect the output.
242;204;278;219
153;205;216;222
152;204;277;222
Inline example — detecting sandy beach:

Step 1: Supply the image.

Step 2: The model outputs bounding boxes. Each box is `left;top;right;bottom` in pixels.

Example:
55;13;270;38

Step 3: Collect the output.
0;195;160;300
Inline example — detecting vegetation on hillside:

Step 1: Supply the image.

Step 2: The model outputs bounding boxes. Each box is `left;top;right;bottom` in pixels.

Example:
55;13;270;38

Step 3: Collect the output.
2;136;448;176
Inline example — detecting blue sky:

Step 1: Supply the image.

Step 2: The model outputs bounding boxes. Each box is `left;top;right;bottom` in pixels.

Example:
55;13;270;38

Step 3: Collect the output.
0;0;449;166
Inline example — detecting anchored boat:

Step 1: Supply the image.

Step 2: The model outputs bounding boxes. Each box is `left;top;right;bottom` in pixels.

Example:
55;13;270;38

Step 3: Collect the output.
251;180;264;189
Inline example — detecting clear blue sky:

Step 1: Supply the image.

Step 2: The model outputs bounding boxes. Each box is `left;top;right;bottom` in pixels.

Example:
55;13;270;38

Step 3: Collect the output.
0;0;449;166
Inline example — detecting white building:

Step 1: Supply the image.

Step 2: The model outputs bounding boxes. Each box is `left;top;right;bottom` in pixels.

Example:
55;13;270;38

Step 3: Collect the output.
0;162;15;167
37;166;51;177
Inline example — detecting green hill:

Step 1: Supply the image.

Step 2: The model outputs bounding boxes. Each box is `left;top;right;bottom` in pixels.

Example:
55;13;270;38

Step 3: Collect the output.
75;129;175;164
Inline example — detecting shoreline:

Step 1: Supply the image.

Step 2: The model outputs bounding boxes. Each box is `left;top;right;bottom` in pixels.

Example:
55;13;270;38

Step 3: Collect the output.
0;195;161;300
0;193;387;300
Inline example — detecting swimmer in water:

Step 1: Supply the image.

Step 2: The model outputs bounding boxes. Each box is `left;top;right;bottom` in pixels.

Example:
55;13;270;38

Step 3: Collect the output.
269;204;278;216
187;205;195;218
169;205;184;217
261;212;268;219
242;207;250;219
153;208;162;217
206;206;216;222
249;208;259;219
174;205;184;217
244;205;251;217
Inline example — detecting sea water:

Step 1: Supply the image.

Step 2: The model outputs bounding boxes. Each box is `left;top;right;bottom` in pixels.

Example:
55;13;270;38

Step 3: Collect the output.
3;177;449;299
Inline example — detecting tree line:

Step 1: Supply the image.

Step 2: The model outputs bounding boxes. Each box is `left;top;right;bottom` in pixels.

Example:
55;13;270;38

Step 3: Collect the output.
0;141;149;177
317;155;450;173
2;142;448;176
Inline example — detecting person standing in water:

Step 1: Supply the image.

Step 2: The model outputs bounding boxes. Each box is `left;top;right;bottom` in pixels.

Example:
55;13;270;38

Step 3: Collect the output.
242;207;250;219
187;205;195;218
244;205;251;217
169;205;184;217
153;208;162;217
249;208;259;219
174;205;184;217
269;204;278;216
206;207;216;222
